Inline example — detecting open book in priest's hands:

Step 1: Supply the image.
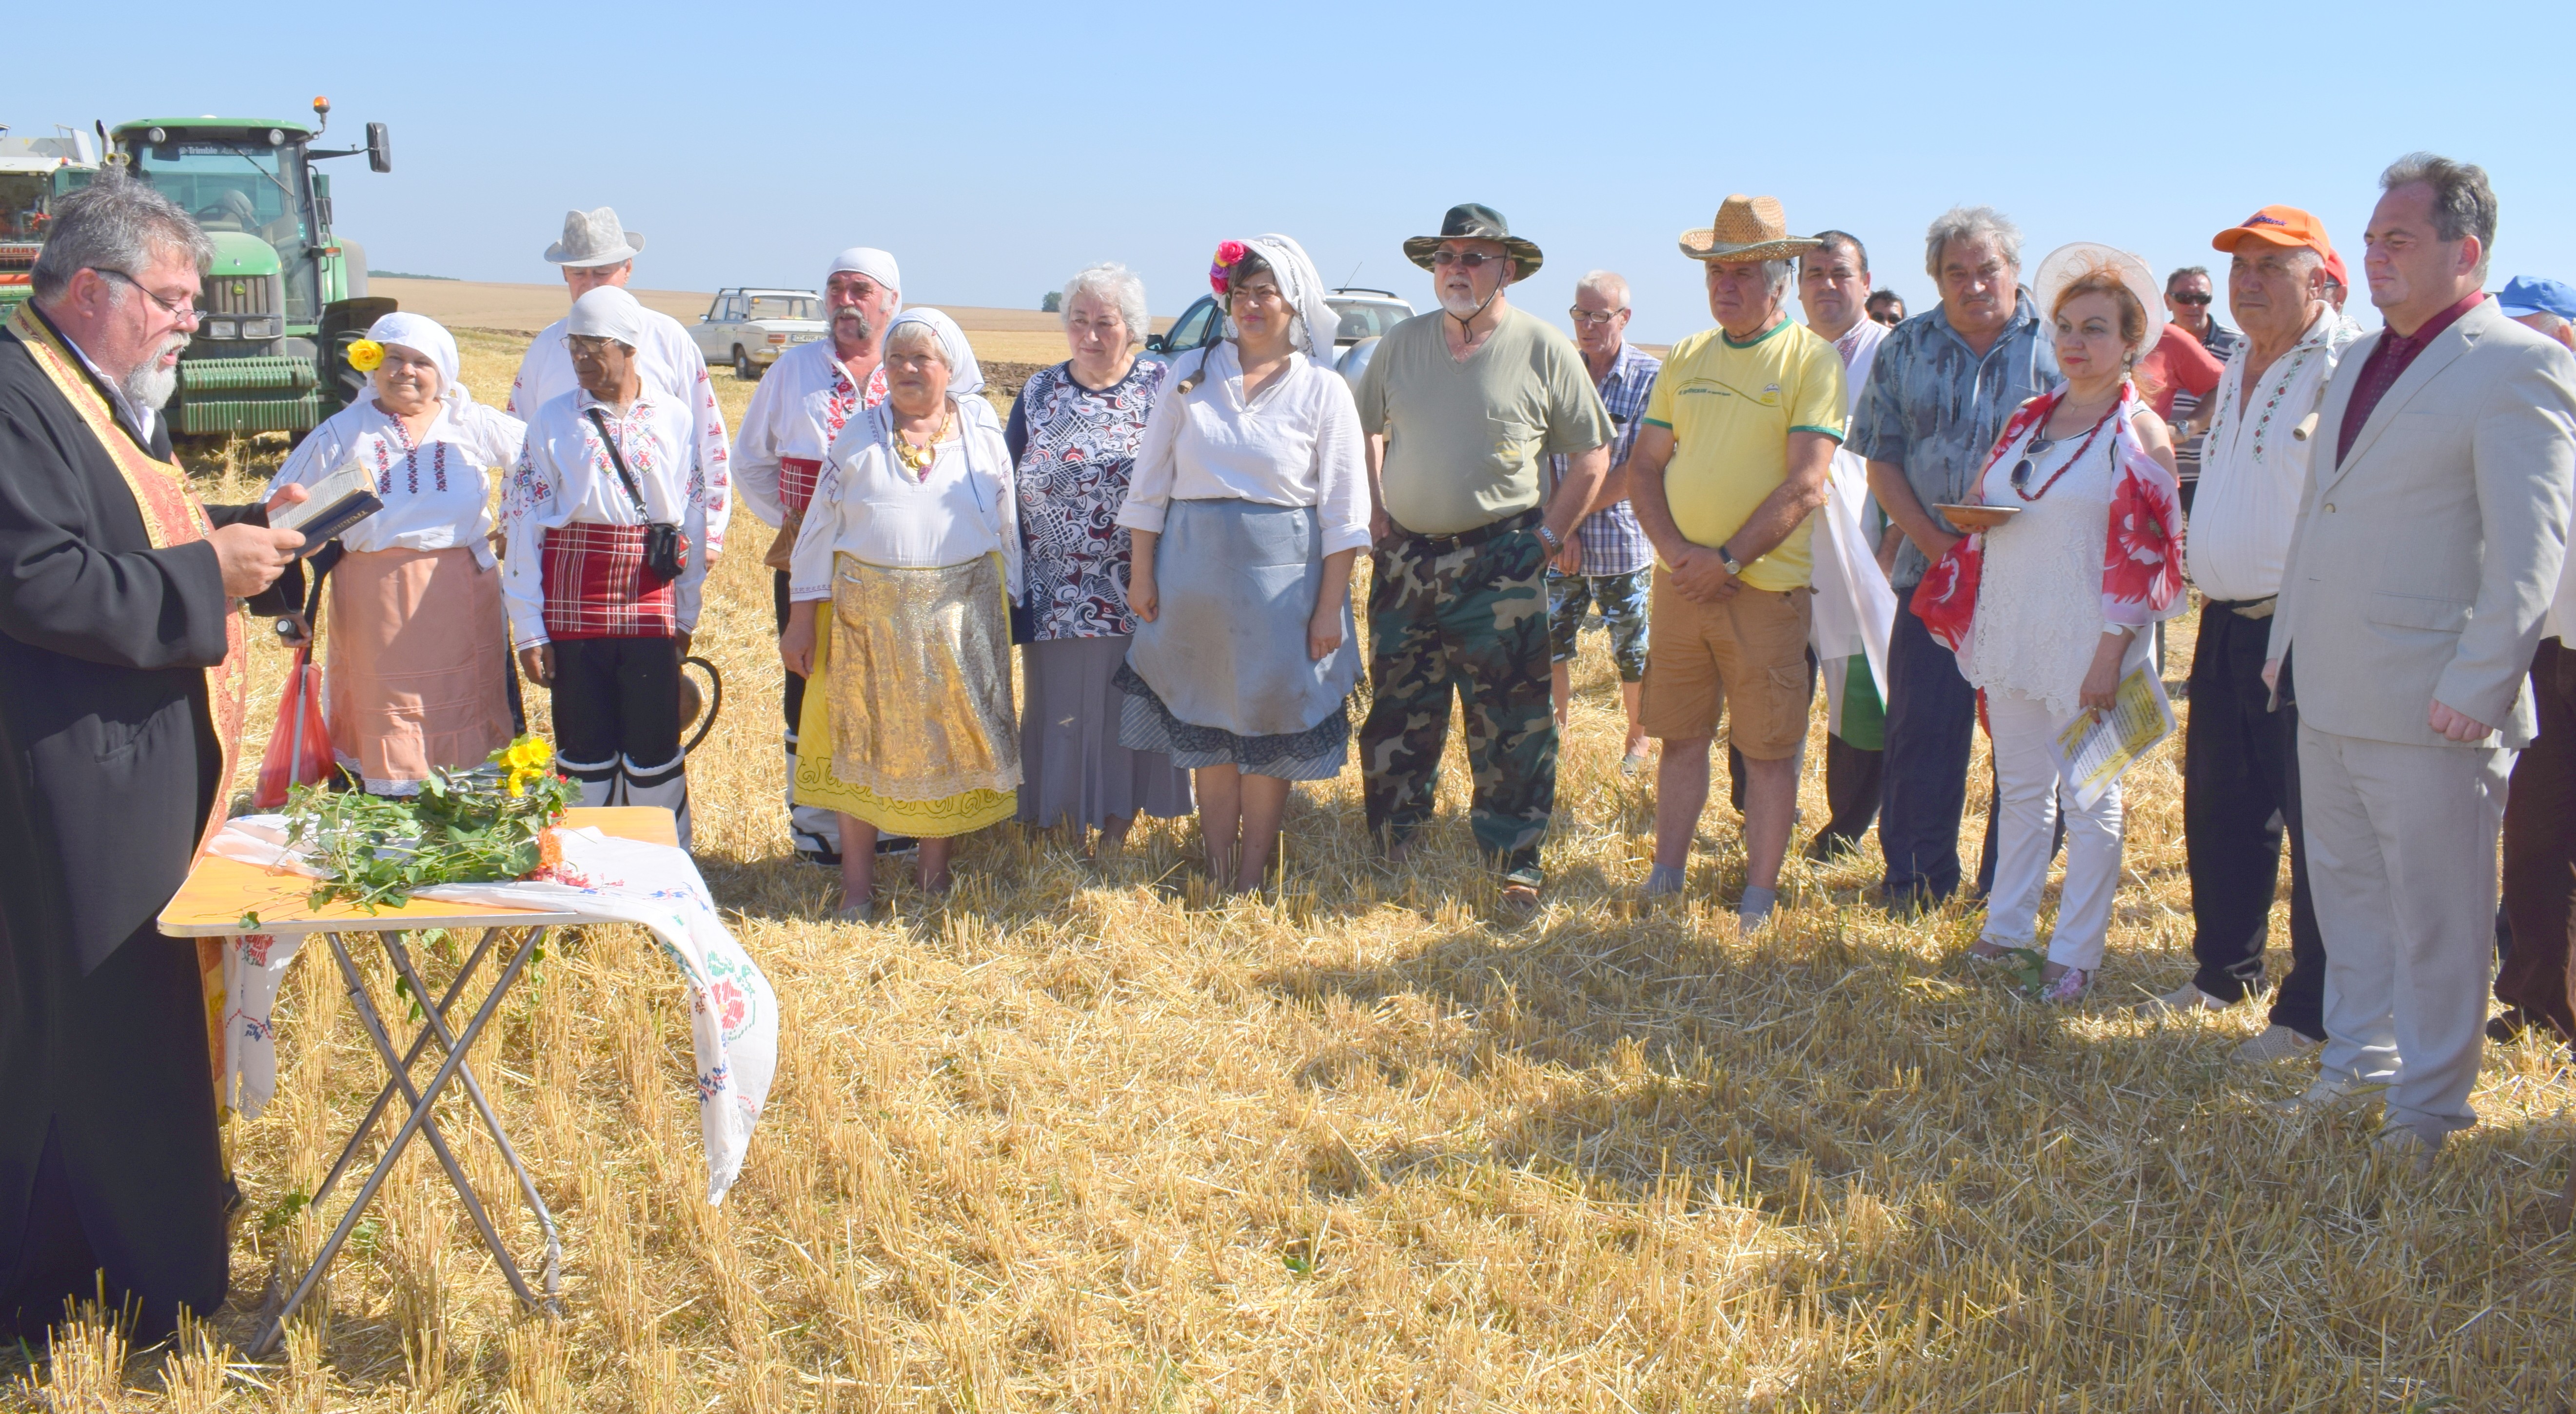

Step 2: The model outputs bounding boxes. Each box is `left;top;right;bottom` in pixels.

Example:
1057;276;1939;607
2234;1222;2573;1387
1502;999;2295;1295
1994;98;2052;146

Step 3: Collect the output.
266;456;383;556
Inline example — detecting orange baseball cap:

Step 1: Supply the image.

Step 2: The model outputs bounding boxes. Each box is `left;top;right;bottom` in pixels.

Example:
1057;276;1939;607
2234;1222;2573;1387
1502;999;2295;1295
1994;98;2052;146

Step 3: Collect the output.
2212;204;2333;258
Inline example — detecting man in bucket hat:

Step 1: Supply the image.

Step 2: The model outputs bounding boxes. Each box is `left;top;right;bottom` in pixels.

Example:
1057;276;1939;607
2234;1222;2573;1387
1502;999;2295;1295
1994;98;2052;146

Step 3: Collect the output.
507;207;729;527
1626;196;1848;925
1355;203;1615;909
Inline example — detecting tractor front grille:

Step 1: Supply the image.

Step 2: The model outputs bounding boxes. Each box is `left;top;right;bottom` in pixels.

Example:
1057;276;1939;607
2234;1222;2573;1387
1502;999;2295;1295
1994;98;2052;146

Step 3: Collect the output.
201;272;279;317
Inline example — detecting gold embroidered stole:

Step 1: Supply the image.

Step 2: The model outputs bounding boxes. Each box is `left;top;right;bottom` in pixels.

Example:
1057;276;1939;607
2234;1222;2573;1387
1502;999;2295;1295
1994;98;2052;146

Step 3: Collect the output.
9;306;249;1091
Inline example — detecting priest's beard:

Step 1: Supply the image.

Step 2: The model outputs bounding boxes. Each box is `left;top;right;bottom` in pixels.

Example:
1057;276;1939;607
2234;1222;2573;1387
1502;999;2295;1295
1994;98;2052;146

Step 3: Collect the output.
121;334;189;410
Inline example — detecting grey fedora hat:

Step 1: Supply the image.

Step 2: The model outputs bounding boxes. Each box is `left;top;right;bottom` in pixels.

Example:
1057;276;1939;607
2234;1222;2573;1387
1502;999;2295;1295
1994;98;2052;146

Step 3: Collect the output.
544;206;646;267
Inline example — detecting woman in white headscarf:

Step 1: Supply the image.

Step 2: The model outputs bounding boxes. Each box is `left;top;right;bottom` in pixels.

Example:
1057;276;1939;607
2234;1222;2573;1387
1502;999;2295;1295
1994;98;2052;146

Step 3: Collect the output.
1113;235;1372;894
782;308;1021;918
265;312;527;794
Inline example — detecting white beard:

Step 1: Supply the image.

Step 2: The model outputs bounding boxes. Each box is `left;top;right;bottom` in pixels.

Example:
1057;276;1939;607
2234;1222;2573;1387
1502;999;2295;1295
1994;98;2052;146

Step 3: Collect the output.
122;335;189;410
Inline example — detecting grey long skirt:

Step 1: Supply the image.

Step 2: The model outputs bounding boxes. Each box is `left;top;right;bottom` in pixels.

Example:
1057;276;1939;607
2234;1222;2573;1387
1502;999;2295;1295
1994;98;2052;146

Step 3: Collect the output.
1015;633;1194;830
1117;499;1360;781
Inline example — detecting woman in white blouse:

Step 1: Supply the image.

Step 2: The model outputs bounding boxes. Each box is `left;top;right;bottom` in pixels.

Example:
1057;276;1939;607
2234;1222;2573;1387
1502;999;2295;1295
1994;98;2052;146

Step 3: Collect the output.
1913;243;2186;1003
780;309;1020;918
265;313;525;794
1114;235;1371;893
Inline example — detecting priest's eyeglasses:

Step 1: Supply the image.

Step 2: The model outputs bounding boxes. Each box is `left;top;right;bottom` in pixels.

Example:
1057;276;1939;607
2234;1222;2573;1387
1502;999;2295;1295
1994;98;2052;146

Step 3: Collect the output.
98;269;202;325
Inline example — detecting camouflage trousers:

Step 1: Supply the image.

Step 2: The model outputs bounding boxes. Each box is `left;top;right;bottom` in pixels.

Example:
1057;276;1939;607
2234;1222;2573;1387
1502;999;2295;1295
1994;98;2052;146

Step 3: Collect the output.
1360;516;1557;870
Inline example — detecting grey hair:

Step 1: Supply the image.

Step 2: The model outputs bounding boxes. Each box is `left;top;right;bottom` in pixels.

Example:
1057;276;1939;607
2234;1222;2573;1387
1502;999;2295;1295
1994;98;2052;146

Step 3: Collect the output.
1923;205;2023;279
1573;269;1631;308
2521;309;2572;339
1763;259;1796;296
1060;262;1149;346
29;170;214;305
2380;151;2498;279
883;319;950;368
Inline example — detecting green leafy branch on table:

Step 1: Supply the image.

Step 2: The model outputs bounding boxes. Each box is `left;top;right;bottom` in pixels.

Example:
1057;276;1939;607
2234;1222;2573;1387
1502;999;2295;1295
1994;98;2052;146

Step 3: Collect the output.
281;736;576;912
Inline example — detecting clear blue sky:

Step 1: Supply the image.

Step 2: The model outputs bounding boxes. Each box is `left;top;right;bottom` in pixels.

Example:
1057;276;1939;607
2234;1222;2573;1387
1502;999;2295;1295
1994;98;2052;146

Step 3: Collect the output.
16;0;2573;344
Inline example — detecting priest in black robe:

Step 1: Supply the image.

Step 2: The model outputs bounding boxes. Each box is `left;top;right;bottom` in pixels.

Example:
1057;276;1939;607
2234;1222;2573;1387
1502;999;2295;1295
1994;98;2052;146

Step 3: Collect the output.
0;174;306;1344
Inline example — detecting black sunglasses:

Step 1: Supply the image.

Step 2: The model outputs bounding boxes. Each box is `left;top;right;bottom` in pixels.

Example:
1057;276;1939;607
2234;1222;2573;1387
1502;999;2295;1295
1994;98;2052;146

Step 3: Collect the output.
2171;292;2213;305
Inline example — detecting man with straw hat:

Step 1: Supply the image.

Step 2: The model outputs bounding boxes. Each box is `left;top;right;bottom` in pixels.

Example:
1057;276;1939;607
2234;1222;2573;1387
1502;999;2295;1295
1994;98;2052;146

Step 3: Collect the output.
1626;196;1848;925
506;206;730;519
1355;203;1614;909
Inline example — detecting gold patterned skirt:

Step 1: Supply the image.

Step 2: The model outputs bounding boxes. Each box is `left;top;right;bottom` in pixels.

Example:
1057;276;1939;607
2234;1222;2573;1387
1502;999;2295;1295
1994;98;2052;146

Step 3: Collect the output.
792;551;1018;836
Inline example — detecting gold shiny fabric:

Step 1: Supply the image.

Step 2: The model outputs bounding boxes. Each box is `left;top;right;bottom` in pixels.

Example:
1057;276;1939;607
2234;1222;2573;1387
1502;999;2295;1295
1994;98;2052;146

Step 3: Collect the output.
826;551;1020;801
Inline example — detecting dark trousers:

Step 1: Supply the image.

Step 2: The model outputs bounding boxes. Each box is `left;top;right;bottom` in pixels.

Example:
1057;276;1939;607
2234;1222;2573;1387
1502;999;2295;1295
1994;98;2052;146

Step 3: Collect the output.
1360;522;1556;871
2497;637;2576;1042
550;637;685;832
3;924;229;1343
1812;734;1887;856
1878;603;2000;901
2183;601;2325;1038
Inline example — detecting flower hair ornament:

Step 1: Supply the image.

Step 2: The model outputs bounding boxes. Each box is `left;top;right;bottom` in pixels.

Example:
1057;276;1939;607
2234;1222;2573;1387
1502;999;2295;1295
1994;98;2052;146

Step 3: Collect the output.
1207;240;1248;298
346;339;385;373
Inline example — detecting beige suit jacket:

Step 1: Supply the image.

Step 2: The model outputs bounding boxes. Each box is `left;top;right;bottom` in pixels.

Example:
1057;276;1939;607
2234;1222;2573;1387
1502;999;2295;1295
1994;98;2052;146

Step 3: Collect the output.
2269;298;2576;749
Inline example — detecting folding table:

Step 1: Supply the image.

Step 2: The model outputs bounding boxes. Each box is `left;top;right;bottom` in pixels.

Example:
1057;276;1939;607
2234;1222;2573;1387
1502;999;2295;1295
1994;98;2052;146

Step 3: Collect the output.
158;806;678;1356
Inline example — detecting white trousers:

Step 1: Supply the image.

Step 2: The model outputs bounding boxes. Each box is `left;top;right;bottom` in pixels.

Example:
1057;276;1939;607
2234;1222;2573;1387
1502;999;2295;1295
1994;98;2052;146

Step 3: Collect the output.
2296;721;2510;1138
1982;691;2125;971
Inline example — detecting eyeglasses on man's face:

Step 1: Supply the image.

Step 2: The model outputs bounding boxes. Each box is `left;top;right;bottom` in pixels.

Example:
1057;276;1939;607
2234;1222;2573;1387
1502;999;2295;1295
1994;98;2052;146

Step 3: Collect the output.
2171;291;2213;306
98;268;201;325
564;334;629;363
1568;307;1626;326
1431;250;1508;269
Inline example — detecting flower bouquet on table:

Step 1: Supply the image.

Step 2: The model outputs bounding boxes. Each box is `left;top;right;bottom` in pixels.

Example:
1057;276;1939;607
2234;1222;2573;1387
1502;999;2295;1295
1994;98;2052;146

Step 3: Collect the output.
281;735;578;911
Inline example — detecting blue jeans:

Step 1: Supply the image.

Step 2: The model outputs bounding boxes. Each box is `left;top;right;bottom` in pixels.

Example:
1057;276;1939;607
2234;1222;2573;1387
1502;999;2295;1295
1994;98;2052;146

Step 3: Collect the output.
1878;602;2000;902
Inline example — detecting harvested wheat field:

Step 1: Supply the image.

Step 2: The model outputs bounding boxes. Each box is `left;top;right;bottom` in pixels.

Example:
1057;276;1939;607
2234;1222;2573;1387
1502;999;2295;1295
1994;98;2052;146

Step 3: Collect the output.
10;326;2576;1412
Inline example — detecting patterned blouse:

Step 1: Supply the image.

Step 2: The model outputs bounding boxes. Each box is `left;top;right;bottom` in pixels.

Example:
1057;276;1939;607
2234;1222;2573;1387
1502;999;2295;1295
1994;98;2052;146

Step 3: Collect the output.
1005;358;1170;640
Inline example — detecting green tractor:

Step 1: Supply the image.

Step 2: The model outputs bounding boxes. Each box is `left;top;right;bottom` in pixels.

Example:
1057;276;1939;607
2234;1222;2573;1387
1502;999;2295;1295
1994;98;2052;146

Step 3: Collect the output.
93;98;394;439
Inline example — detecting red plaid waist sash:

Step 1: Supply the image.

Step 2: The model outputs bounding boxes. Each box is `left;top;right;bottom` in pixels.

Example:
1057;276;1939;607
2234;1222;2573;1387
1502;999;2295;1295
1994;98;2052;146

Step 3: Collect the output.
540;522;678;640
778;457;823;518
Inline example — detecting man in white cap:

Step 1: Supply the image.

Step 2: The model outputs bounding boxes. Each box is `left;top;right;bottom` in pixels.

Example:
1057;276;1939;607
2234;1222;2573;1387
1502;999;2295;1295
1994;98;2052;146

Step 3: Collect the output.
507;206;729;500
730;247;903;865
501;287;730;848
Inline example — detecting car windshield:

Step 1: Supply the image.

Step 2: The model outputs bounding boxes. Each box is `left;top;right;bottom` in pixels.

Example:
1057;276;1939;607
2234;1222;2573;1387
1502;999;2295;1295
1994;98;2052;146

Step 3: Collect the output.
0;173;47;240
746;295;815;320
128;139;316;318
1328;300;1410;342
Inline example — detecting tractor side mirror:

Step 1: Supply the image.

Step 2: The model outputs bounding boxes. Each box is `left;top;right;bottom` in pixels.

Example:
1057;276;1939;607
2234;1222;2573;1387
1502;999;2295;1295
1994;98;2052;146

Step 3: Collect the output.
365;123;392;174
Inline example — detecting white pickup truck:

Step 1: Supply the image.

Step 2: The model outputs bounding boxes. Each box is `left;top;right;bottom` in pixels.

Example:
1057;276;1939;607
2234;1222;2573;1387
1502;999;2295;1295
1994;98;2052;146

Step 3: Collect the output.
692;287;826;379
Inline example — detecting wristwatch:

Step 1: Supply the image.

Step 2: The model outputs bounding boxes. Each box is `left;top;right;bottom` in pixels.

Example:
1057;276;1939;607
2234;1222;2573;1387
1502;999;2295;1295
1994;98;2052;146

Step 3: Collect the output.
1716;542;1744;576
1535;523;1564;555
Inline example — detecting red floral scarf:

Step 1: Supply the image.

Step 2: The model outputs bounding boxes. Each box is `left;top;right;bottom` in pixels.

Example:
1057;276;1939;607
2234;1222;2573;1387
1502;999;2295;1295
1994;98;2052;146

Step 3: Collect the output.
1910;379;2184;654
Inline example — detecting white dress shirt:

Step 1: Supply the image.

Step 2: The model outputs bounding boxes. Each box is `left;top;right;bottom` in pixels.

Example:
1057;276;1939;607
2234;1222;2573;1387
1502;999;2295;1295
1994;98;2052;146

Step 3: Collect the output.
1830;317;1888;417
728;338;885;527
507;304;731;499
2186;305;2365;603
268;397;526;566
790;395;1020;601
502;388;730;644
1114;342;1371;555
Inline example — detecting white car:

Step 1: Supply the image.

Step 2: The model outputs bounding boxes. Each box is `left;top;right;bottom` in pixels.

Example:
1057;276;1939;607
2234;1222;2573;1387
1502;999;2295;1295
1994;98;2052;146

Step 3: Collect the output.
693;287;825;379
1145;287;1415;390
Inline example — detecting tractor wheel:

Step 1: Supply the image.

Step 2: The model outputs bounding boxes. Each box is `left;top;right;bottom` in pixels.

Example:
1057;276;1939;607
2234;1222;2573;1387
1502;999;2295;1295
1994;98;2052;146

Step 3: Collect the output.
733;345;759;380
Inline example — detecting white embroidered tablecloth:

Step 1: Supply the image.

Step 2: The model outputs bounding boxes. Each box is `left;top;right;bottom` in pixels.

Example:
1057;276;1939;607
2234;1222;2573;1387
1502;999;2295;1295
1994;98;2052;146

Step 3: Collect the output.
208;817;777;1203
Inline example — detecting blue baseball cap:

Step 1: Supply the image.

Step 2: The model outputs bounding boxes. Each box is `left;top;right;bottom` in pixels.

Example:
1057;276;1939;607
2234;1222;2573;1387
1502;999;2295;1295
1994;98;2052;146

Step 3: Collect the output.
2495;276;2576;320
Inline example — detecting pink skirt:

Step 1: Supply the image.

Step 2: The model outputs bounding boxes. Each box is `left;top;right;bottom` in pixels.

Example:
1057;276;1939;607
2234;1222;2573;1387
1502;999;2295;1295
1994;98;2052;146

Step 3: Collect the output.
326;546;515;793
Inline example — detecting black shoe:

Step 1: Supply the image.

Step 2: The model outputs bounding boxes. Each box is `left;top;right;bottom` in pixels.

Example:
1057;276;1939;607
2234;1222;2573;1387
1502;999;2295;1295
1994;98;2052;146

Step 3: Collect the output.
2488;1011;2530;1044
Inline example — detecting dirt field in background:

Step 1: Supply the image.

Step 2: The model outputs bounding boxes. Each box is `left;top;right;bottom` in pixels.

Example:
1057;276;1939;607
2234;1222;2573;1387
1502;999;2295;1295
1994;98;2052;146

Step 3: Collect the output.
370;278;1154;367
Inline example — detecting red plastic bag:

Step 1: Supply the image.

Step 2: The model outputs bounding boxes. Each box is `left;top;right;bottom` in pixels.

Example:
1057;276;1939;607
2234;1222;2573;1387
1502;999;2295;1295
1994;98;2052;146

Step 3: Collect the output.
253;648;334;808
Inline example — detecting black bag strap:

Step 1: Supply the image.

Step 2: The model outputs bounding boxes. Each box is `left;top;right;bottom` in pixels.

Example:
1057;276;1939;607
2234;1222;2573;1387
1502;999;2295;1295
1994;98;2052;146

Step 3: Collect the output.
583;407;654;519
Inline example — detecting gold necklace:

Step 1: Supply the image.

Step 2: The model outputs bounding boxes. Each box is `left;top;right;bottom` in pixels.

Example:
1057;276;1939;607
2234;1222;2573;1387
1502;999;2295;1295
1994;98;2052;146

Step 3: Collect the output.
892;407;951;472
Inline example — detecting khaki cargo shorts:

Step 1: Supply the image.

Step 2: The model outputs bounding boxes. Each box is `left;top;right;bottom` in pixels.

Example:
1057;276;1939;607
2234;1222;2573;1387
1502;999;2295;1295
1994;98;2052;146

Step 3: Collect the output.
1638;573;1812;759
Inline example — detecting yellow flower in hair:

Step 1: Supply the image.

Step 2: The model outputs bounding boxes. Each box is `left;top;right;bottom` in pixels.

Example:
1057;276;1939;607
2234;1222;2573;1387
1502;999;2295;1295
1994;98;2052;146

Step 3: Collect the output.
347;339;384;372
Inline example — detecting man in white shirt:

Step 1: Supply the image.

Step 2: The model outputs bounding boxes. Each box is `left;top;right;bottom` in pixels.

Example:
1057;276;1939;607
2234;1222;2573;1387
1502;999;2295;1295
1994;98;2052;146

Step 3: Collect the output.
503;288;729;848
506;207;728;495
1795;229;1894;859
2140;206;2363;1062
731;247;902;864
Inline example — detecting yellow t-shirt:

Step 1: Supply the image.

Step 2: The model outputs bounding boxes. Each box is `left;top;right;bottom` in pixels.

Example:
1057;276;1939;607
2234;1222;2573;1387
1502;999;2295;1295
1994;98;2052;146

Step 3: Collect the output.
1642;318;1848;592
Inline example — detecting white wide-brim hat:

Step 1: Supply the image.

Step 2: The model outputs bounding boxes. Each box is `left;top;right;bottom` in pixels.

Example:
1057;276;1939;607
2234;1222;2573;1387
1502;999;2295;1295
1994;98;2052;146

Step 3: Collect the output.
2033;242;2166;360
546;205;646;267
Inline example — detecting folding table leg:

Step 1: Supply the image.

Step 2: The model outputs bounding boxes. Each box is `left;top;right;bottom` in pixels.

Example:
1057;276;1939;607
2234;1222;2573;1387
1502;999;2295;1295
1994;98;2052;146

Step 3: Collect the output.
380;931;562;1301
310;927;505;1207
251;925;548;1358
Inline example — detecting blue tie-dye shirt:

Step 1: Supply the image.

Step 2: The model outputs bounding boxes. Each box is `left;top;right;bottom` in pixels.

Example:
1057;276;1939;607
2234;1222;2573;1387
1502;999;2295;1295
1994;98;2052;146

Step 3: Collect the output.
1847;290;2061;588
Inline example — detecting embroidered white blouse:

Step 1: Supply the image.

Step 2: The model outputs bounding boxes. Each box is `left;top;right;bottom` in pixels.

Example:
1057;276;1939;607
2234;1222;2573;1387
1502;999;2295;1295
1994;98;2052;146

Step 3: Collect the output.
790;395;1021;601
501;388;731;644
729;338;886;527
1114;343;1372;555
267;398;527;567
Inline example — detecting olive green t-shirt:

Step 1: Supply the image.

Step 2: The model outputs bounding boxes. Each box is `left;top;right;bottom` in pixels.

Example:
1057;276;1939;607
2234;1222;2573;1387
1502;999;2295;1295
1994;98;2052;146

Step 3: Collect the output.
1356;305;1612;535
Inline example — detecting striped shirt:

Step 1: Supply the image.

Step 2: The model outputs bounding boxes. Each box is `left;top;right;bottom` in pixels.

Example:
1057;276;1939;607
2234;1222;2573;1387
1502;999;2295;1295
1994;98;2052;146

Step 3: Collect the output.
1548;340;1661;576
1848;292;2060;588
